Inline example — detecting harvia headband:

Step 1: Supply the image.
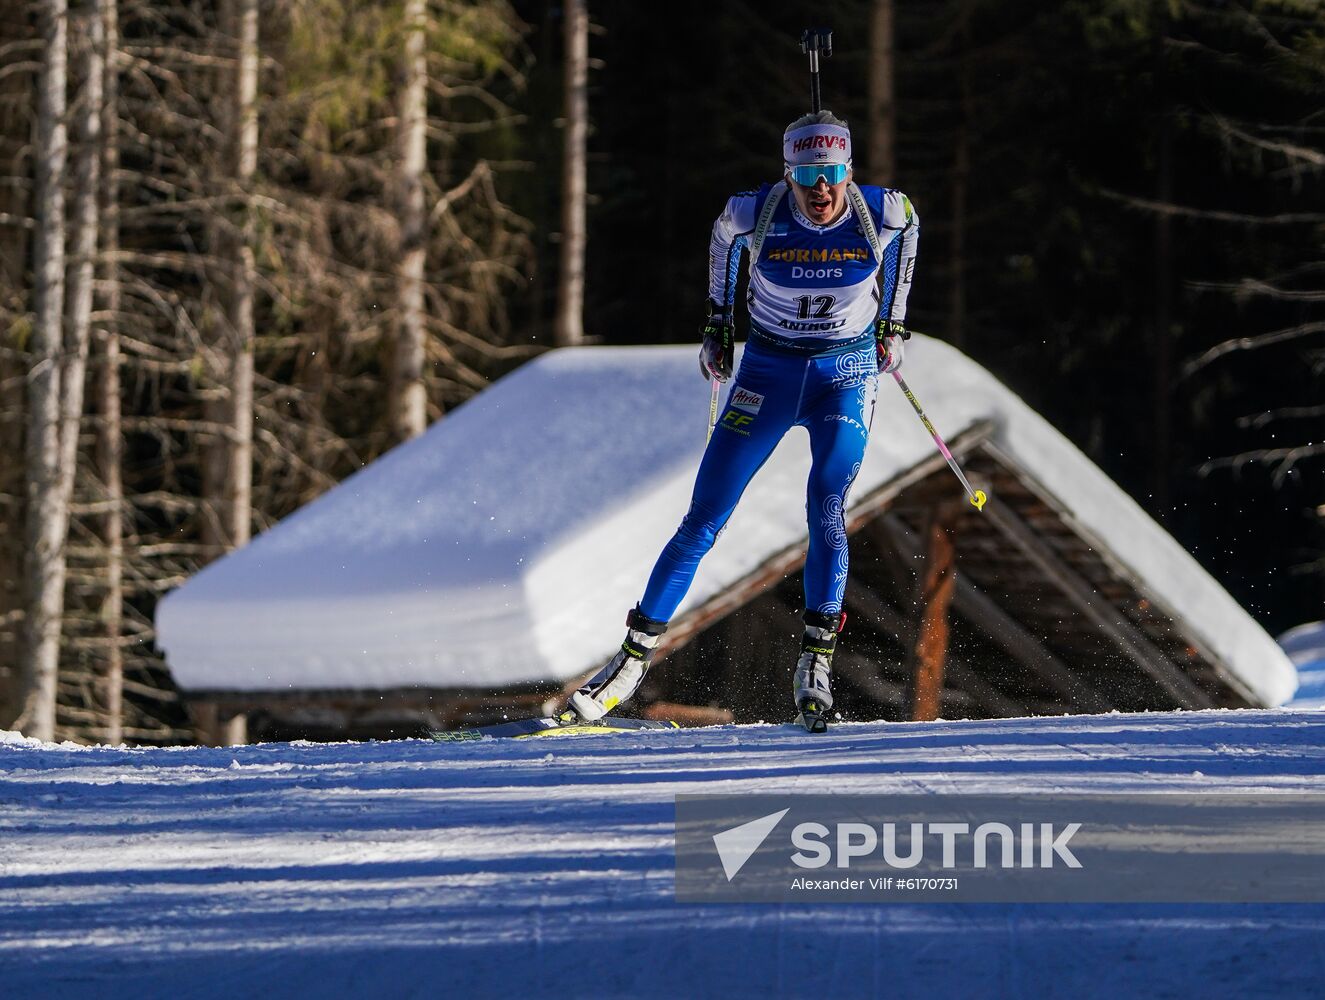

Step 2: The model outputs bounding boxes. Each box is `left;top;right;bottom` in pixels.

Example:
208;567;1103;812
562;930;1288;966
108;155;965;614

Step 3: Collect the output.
783;123;852;167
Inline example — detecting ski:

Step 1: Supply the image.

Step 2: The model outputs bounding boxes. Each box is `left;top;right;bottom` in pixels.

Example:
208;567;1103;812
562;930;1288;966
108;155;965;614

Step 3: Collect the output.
426;716;679;742
795;700;829;734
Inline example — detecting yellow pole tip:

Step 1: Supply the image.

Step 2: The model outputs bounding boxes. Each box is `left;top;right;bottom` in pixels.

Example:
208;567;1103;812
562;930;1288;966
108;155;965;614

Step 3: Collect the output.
971;490;988;511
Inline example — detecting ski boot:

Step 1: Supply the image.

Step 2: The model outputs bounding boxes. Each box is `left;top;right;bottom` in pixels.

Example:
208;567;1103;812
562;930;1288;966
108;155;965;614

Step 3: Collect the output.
566;606;669;722
794;610;845;733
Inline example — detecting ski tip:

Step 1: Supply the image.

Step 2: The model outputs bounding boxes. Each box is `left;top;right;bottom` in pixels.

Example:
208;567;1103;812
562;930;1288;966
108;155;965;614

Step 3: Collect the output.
425;715;680;742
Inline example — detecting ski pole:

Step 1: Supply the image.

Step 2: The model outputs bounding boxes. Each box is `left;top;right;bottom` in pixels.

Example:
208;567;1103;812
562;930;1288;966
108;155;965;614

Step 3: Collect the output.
707;376;720;442
801;28;832;114
890;370;987;511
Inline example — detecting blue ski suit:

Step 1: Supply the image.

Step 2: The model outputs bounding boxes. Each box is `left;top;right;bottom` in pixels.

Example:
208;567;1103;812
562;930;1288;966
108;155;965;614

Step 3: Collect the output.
639;181;919;623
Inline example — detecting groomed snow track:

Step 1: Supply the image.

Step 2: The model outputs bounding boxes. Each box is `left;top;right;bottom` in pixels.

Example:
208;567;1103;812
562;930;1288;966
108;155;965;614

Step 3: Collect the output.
4;709;1325;999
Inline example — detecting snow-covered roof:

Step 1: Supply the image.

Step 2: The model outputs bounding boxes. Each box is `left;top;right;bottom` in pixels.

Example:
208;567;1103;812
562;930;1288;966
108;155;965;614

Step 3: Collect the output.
1280;622;1325;710
155;339;1297;706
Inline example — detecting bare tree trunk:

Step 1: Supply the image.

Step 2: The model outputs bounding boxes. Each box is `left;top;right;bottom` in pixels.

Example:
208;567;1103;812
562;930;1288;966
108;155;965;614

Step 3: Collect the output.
0;15;37;724
554;0;587;347
228;0;257;549
19;0;70;742
867;0;896;183
203;0;257;553
186;0;259;746
95;0;123;743
61;0;103;529
389;0;428;441
49;0;105;743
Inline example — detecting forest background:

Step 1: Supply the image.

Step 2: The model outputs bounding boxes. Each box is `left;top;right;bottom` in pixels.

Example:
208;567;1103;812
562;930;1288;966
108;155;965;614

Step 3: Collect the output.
1;0;1321;743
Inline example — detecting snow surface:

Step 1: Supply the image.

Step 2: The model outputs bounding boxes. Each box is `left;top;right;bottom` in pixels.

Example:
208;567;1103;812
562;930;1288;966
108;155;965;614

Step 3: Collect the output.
0;728;42;747
155;340;1295;705
3;710;1325;999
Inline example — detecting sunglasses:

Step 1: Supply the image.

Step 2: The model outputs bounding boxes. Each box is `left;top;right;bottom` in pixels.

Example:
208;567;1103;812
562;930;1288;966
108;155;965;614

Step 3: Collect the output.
787;162;849;187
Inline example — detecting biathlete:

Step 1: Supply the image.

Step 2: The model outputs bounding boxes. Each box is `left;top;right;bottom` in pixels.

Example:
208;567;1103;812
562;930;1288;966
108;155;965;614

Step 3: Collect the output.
569;110;920;730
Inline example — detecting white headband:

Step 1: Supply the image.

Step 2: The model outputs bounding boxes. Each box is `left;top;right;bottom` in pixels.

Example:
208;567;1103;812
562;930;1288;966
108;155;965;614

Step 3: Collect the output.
783;123;852;167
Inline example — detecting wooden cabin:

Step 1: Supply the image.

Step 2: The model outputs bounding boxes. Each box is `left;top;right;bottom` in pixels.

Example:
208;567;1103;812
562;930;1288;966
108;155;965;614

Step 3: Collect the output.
156;342;1296;744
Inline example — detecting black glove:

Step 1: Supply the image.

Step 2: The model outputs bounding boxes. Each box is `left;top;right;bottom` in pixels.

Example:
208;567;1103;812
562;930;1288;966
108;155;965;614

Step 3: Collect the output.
876;319;907;374
699;302;735;382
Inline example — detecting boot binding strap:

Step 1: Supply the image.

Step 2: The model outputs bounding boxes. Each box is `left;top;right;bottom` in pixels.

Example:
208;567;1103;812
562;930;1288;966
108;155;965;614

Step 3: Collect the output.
626;605;669;636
